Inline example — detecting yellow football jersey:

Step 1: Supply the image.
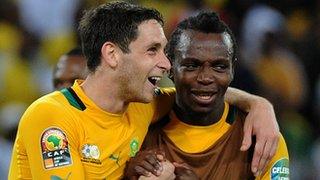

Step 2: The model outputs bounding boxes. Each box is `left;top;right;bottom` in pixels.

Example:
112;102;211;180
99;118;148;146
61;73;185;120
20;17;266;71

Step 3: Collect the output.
9;80;174;179
164;102;289;180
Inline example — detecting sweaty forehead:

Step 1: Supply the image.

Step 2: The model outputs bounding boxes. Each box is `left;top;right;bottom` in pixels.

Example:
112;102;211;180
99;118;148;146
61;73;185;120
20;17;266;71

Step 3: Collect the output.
176;30;233;56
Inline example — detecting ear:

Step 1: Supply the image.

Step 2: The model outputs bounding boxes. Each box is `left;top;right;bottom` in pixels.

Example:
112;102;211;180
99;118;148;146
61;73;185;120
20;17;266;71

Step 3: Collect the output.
101;42;118;68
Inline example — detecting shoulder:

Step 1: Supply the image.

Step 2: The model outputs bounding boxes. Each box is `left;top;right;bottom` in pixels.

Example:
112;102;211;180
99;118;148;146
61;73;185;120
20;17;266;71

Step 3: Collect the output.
19;91;73;129
25;91;68;114
17;91;82;148
276;134;289;158
261;134;289;179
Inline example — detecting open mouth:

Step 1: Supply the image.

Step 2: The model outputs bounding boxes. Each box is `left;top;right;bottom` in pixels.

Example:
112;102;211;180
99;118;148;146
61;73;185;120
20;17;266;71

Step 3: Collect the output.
194;93;213;100
191;90;216;104
148;76;161;86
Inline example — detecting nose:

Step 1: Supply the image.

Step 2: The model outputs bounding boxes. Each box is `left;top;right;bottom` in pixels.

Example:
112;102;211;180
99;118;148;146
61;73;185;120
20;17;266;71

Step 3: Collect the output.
197;66;214;85
157;51;171;72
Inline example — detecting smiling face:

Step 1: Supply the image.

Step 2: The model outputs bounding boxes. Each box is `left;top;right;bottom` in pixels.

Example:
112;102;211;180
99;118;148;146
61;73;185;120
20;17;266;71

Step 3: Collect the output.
173;30;233;116
117;19;171;103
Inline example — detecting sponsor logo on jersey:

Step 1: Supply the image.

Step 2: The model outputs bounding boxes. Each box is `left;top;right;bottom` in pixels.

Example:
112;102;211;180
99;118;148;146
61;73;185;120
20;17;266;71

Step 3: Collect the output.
81;144;101;164
129;138;139;157
41;127;72;169
271;158;289;180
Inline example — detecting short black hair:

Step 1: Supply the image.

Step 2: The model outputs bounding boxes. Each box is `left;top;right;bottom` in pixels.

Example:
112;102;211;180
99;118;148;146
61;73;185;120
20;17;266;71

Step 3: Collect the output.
65;47;84;57
166;11;238;65
78;1;164;72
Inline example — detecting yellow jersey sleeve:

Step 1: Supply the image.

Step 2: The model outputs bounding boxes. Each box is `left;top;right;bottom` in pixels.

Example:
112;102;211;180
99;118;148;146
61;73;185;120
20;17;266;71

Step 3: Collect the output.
257;134;290;180
9;94;86;179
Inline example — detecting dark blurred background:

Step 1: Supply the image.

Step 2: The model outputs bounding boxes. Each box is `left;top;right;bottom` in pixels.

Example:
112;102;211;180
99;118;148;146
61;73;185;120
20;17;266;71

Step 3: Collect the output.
0;0;319;179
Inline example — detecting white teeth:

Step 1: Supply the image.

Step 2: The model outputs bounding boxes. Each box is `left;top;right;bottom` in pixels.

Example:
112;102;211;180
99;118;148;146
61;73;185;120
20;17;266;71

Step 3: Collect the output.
197;95;212;100
148;76;161;86
150;77;161;81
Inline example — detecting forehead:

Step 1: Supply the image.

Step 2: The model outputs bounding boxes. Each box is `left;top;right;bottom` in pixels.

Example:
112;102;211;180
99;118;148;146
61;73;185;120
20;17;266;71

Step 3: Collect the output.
176;30;233;60
130;19;167;49
55;55;86;75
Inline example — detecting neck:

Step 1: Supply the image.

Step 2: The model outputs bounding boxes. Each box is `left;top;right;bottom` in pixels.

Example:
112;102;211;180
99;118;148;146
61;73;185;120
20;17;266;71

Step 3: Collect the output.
173;101;225;126
81;73;129;114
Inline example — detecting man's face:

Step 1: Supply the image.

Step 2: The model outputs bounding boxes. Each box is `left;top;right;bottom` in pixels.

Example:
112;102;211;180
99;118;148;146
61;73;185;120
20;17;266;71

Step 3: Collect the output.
117;19;171;103
173;30;233;114
53;55;88;90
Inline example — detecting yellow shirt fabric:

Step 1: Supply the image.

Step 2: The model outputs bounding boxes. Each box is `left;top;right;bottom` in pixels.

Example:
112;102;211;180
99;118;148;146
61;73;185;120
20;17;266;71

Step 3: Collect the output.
9;80;174;179
163;102;231;153
164;102;289;180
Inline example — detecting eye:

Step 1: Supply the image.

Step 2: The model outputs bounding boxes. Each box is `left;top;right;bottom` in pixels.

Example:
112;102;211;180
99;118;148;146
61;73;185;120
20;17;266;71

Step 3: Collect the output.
183;64;199;71
213;64;229;72
147;47;157;55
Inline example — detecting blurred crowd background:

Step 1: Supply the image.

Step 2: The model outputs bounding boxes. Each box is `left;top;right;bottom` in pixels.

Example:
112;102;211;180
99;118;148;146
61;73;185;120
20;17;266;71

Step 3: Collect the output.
0;0;319;179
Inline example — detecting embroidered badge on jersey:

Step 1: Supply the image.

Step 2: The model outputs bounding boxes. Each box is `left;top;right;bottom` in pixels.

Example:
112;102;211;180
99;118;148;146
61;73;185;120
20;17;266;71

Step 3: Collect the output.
109;151;121;166
271;158;289;180
81;144;101;164
129;138;139;157
41;127;72;169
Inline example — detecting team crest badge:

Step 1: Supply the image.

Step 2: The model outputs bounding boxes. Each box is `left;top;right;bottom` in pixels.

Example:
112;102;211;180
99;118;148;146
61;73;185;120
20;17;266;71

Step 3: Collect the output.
81;144;101;164
129;138;139;157
41;127;72;169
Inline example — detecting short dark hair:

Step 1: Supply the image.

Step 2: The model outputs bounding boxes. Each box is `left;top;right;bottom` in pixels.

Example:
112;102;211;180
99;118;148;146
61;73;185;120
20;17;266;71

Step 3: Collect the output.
166;11;238;65
78;1;164;72
65;47;84;57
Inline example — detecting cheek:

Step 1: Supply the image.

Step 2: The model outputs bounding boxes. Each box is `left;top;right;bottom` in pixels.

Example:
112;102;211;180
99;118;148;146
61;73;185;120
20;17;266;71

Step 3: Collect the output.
174;70;197;84
217;73;232;88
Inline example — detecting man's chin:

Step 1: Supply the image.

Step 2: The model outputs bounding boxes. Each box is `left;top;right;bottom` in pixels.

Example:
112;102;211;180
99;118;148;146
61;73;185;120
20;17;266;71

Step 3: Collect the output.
137;91;154;103
190;106;214;114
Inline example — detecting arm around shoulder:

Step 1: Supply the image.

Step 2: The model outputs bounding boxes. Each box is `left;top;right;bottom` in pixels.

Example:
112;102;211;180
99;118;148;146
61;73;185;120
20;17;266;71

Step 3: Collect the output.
225;87;280;175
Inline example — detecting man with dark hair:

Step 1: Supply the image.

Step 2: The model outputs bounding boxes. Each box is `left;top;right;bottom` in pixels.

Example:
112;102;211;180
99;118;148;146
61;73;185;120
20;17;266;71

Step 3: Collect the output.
126;11;289;180
9;2;279;179
53;47;88;90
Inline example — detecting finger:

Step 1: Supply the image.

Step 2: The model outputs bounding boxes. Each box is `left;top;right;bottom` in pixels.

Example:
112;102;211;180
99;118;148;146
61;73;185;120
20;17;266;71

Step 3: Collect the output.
173;162;190;169
155;150;166;161
140;160;160;176
251;137;266;175
256;139;272;176
261;137;279;173
156;154;165;162
134;166;152;177
240;122;253;151
145;154;162;174
269;134;279;158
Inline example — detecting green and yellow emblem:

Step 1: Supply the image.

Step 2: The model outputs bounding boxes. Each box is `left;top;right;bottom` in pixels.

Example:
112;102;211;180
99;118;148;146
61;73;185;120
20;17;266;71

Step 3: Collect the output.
129;138;139;157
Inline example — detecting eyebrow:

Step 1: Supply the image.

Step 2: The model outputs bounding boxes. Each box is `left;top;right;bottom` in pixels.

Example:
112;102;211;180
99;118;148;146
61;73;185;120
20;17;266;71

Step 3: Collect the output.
183;56;229;62
147;42;163;49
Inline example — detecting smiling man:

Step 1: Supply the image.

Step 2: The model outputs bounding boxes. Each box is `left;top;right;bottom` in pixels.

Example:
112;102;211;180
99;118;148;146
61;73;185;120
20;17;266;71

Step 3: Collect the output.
9;2;280;179
9;2;171;179
127;11;289;180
